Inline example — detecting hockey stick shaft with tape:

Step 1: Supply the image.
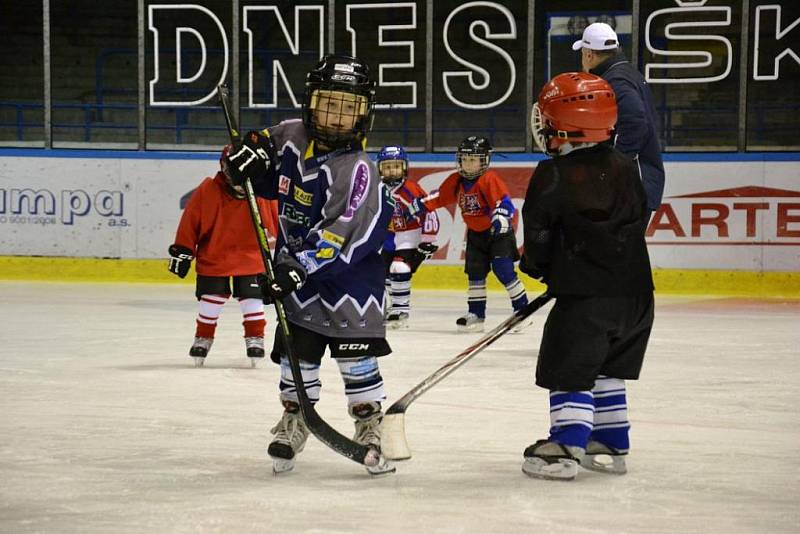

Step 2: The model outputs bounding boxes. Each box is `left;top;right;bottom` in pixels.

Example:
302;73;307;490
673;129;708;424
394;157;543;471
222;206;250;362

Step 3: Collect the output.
382;291;552;460
216;84;379;467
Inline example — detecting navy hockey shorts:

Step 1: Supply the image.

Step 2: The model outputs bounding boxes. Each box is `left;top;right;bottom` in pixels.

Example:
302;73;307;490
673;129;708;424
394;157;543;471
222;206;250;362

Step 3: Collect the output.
535;293;654;391
381;248;424;276
195;274;263;300
270;323;392;365
464;229;520;279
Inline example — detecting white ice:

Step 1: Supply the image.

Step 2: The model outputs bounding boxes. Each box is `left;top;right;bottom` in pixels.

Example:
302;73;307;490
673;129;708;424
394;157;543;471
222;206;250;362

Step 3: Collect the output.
1;282;799;533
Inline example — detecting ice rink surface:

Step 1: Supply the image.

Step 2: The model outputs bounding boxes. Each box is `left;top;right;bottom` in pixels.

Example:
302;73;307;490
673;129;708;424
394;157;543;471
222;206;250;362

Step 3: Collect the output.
1;281;798;533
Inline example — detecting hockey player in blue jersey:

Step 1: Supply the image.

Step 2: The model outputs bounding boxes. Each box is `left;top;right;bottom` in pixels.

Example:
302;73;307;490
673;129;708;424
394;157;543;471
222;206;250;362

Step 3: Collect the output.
377;145;439;329
224;55;395;475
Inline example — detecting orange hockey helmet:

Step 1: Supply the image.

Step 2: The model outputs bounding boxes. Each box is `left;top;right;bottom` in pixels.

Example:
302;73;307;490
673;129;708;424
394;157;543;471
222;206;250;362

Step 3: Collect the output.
531;72;617;155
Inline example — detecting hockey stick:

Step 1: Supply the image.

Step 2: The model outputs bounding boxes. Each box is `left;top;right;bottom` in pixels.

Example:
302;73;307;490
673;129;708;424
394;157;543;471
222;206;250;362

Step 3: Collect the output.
381;291;552;460
216;85;380;468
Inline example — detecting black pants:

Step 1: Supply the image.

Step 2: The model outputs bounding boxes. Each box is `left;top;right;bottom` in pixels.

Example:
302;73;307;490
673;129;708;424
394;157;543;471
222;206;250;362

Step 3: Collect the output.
536;293;654;391
270;322;392;365
195;274;263;300
464;230;519;278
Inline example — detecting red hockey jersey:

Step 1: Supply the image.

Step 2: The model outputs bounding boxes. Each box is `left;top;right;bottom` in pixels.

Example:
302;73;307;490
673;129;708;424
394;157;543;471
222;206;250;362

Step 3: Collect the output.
390;179;439;240
420;169;515;232
173;173;278;276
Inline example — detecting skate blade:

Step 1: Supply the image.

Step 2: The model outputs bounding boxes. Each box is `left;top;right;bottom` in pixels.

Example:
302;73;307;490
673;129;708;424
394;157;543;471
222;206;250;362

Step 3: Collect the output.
510;318;534;334
271;457;296;474
387;320;409;330
457;324;485;333
381;413;412;460
193;357;205;368
521;458;578;481
249;357;259;368
580;454;627;475
366;457;396;476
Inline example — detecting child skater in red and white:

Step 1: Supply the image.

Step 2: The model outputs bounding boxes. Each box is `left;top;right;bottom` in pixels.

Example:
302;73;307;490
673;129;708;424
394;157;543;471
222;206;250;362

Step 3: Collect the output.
407;136;528;332
167;145;279;367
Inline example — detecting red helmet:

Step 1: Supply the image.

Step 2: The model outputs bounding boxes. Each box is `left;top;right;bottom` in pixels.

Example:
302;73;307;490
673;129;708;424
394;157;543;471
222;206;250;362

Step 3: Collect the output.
531;72;617;154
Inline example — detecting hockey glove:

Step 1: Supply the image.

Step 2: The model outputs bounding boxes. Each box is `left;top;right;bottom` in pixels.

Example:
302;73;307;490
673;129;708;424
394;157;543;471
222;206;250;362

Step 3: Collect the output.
258;263;307;300
490;204;513;236
167;244;193;279
406;197;428;217
520;254;548;283
225;130;276;186
416;242;439;262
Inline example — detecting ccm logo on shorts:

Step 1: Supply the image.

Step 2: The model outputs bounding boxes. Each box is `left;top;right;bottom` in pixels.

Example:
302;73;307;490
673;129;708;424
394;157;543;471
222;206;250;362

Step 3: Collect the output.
338;343;370;351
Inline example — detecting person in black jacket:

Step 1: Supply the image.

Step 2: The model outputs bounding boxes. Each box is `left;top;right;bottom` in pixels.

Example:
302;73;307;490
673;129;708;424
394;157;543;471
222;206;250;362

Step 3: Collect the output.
572;22;665;215
521;72;655;481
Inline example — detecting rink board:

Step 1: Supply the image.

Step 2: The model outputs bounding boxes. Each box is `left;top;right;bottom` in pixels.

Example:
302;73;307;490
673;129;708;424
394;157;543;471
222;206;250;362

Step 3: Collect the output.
0;149;798;276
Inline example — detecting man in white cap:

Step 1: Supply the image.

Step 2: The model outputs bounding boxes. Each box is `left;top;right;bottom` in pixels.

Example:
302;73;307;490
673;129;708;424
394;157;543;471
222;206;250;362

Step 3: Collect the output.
573;22;665;217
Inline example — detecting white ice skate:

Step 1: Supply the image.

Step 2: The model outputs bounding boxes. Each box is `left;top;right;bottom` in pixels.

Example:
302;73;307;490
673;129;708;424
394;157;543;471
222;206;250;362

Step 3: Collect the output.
245;336;265;368
456;313;485;333
385;311;409;330
350;402;396;476
580;440;628;475
267;402;309;474
189;337;213;367
521;440;584;481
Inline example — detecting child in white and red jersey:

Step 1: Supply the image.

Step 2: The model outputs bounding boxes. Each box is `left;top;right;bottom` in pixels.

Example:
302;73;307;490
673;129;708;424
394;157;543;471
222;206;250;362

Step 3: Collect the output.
377;145;439;329
408;136;528;332
167;145;279;367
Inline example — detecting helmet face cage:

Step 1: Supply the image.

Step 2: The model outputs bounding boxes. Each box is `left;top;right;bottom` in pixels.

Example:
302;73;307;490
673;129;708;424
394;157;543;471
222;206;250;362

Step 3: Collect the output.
530;103;551;154
302;55;376;148
378;160;407;185
456;136;492;179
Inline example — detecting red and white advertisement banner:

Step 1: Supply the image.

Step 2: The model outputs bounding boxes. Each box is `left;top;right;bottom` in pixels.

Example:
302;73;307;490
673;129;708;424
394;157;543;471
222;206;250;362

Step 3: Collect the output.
0;156;798;271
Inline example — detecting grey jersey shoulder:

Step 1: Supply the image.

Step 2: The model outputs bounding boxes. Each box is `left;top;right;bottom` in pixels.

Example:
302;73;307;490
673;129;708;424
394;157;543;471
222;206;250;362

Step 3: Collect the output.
267;119;308;155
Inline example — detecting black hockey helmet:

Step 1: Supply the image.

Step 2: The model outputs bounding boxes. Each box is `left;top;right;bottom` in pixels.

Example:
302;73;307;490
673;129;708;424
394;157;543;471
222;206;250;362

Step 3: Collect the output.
302;54;376;148
456;136;493;179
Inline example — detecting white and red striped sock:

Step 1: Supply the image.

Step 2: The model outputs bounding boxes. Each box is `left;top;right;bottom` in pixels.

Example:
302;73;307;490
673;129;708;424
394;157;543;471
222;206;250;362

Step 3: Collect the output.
238;297;266;338
195;294;228;338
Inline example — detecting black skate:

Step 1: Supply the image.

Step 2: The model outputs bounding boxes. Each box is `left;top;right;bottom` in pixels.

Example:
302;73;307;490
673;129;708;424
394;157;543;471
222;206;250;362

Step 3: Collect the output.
268;401;309;474
245;336;265;368
521;439;584;481
189;337;213;367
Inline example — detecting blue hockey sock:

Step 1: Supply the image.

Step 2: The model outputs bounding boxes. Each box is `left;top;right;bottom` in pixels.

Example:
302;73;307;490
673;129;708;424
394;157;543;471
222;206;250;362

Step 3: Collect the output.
491;257;528;311
548;390;594;449
467;278;486;318
589;377;630;453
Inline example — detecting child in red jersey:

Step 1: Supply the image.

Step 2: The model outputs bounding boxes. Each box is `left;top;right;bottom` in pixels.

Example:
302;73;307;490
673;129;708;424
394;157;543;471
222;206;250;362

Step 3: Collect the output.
408;136;528;332
167;145;279;367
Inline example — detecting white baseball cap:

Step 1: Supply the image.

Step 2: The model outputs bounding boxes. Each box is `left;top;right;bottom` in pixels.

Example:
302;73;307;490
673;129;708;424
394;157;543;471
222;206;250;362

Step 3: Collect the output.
572;22;619;51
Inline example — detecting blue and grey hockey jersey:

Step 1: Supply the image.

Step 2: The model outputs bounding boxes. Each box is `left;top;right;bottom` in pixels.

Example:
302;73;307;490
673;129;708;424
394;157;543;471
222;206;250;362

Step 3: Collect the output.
252;119;393;338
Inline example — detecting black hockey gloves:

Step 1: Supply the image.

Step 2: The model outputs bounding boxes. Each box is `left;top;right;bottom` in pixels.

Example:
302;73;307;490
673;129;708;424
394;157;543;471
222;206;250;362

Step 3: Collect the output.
167;244;194;278
225;130;276;186
258;263;307;300
416;242;439;262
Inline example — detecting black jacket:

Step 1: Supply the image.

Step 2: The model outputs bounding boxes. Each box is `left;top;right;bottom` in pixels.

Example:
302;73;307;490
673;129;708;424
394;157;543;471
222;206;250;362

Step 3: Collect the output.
520;144;654;296
591;53;665;211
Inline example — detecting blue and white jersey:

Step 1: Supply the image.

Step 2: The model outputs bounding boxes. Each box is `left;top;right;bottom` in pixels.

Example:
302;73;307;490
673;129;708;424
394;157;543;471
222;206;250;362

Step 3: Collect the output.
252;120;394;338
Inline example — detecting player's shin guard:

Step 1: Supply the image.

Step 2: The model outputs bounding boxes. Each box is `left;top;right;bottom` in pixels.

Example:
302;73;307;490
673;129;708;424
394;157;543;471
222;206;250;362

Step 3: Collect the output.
195;294;228;339
467;278;487;318
548;390;594;449
583;377;629;474
388;272;412;314
278;356;321;404
337;356;386;405
491;258;528;312
339;357;394;475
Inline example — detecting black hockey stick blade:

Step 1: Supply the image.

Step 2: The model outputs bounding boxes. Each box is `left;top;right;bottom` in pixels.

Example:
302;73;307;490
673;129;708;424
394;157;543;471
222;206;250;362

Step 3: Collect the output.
216;84;380;468
382;291;552;460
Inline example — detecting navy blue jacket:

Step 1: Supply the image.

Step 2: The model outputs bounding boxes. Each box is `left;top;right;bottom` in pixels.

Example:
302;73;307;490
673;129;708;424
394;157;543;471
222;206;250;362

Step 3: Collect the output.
591;53;665;211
